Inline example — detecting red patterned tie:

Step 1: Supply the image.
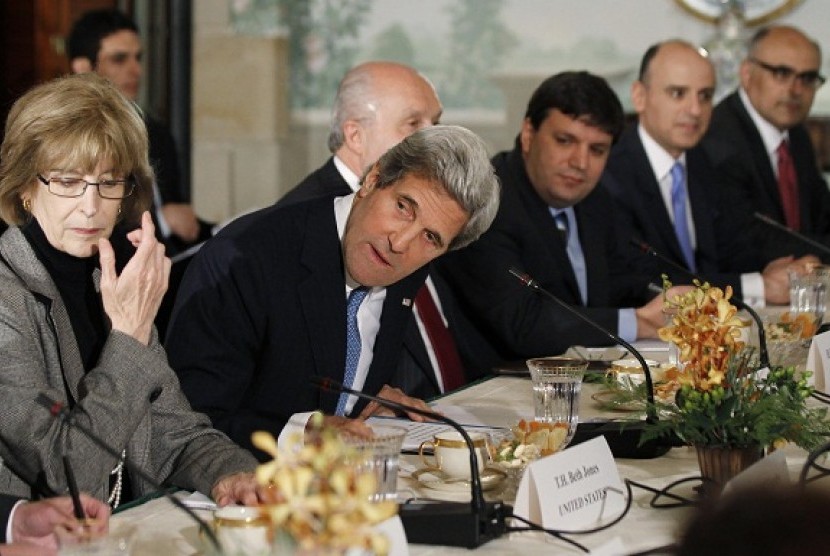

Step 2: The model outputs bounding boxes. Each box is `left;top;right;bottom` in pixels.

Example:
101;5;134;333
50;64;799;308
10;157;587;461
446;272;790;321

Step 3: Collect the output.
414;285;466;392
777;139;800;231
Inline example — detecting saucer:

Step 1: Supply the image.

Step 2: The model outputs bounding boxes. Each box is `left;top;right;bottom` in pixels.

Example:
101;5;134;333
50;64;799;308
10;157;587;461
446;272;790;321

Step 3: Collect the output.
591;390;644;412
411;467;506;493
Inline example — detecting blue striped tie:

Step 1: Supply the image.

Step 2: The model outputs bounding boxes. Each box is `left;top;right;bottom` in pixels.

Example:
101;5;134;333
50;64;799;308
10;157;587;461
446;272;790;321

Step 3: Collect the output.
335;287;369;416
670;162;696;272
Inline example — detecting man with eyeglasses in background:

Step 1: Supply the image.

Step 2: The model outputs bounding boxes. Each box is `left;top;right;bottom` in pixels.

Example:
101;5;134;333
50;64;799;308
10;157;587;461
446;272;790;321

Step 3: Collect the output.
703;25;830;260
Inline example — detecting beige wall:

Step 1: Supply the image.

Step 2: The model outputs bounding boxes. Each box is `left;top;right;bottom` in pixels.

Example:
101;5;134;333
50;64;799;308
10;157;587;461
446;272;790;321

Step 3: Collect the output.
192;0;830;221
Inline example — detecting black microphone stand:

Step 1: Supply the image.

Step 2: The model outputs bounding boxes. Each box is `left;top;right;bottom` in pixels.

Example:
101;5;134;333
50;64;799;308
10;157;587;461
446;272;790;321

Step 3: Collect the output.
633;239;770;369
311;377;510;548
35;394;222;552
754;212;830;258
508;268;673;458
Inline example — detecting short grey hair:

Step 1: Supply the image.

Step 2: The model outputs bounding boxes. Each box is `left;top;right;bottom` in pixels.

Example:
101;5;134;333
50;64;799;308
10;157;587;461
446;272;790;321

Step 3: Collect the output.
368;125;500;250
327;66;374;153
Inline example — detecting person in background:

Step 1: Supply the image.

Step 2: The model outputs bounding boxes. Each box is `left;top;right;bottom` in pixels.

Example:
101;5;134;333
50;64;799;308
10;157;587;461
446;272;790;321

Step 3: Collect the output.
677;485;830;555
67;8;211;255
278;60;499;398
0;73;262;509
703;25;830;261
438;71;685;360
602;40;815;307
166;125;500;460
0;494;109;556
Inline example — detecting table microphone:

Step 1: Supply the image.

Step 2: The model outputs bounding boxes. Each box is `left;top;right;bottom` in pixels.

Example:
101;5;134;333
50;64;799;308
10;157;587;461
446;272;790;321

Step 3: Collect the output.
631;239;770;369
35;393;222;552
311;376;510;548
508;267;675;459
754;212;830;258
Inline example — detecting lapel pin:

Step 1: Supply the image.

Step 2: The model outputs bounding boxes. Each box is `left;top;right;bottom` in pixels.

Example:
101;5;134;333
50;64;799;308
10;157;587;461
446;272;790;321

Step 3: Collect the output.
402;298;412;307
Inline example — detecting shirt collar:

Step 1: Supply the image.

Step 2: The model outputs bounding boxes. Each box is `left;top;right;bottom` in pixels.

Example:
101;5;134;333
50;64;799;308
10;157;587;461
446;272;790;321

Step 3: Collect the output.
333;192;362;291
638;124;686;180
739;87;788;156
333;155;361;192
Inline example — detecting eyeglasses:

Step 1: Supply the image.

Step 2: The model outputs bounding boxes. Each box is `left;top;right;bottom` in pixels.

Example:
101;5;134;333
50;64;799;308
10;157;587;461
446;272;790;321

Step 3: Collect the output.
36;174;135;199
749;57;827;89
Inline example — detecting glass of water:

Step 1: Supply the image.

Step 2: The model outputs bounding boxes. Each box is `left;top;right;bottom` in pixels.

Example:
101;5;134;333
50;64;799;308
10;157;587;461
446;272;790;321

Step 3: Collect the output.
342;423;406;502
789;269;827;325
526;357;588;450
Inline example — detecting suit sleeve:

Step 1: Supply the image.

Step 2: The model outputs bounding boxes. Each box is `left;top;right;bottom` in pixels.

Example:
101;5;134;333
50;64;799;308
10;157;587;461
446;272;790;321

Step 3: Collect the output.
0;495;19;543
437;213;625;360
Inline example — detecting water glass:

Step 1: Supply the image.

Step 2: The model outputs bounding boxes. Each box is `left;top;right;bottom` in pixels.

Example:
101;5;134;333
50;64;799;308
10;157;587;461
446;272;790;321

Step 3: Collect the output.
342;423;406;502
526;357;588;449
789;269;826;324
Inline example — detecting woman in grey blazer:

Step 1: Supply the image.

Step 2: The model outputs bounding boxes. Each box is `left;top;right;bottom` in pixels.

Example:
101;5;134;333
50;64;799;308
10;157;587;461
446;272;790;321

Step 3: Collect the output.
0;73;261;509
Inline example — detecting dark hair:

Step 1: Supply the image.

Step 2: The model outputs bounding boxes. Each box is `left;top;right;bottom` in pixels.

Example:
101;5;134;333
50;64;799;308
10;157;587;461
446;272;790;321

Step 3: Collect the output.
524;71;624;141
67;9;138;65
677;486;830;556
638;43;662;82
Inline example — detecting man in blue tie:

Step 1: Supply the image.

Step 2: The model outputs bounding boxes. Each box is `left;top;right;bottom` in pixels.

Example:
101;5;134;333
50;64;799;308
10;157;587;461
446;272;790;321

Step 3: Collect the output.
437;72;675;359
601;40;812;306
166;126;500;459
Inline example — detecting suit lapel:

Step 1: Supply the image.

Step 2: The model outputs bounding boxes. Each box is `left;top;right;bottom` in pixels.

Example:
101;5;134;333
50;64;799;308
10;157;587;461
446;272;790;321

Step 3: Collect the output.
510;156;582;302
625;130;689;266
297;203;347;413
360;269;427;403
727;94;784;220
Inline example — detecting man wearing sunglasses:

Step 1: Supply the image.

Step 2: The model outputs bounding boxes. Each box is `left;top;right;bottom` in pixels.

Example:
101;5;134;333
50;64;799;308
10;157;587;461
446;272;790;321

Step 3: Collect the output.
704;25;830;260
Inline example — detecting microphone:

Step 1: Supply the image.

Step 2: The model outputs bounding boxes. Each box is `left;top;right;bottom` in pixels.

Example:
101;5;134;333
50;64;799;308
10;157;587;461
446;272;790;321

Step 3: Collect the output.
754;212;830;258
631;239;770;369
508;267;674;459
311;377;510;548
35;393;222;552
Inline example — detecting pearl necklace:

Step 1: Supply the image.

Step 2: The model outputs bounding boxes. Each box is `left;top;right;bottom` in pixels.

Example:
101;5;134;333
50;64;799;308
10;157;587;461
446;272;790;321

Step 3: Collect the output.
107;450;125;509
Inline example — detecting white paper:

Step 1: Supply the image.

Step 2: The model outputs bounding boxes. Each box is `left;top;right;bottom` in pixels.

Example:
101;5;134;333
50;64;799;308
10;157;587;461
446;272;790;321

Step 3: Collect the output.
806;330;830;391
513;436;626;531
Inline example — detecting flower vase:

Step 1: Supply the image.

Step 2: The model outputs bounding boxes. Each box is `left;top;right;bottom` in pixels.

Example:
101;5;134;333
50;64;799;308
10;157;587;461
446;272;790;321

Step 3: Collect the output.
695;444;763;494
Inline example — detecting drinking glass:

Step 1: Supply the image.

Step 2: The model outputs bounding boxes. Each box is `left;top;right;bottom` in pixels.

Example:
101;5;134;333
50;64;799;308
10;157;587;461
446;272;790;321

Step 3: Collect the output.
526;357;588;450
789;269;826;324
342;423;406;502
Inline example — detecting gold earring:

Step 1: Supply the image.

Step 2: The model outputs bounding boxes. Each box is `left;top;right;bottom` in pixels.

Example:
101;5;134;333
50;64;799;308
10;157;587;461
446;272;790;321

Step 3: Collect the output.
117;205;122;216
22;198;31;212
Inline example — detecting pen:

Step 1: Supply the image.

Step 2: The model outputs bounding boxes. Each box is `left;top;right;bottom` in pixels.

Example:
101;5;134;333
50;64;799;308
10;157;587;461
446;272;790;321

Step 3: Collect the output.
63;456;86;521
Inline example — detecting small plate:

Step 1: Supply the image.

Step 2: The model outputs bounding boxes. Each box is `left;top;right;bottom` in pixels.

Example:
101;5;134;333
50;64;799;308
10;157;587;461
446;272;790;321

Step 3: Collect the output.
411;467;506;492
591;390;645;412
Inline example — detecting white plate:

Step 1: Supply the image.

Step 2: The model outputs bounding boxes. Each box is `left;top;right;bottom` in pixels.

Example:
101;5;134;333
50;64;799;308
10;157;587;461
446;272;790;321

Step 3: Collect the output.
411;467;506;493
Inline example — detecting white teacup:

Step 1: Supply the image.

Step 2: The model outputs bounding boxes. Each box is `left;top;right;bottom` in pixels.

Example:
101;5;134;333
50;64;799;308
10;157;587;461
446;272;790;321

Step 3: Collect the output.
418;431;490;480
213;506;271;556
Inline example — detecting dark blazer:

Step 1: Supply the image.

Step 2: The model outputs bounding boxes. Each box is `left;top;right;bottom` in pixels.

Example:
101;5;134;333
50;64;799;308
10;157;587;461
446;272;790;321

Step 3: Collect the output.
0;494;19;542
165;197;427;459
703;91;830;260
276;158;500;396
602;125;764;295
276;157;350;208
437;143;653;360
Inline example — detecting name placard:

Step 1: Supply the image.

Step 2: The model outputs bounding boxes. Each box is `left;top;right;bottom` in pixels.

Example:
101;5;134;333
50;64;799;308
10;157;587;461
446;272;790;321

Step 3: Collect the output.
806;330;830;392
513;436;626;530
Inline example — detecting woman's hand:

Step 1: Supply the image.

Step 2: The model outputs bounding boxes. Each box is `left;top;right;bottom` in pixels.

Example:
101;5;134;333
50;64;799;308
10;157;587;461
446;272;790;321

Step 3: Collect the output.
98;212;171;345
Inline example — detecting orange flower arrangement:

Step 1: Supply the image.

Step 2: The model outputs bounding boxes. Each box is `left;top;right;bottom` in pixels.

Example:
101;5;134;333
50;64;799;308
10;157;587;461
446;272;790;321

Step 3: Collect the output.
643;279;830;450
658;282;747;392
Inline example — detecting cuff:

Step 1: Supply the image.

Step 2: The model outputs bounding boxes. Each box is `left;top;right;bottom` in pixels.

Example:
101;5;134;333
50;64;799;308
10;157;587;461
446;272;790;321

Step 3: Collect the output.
5;500;25;544
618;308;638;343
277;412;317;451
740;272;766;309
